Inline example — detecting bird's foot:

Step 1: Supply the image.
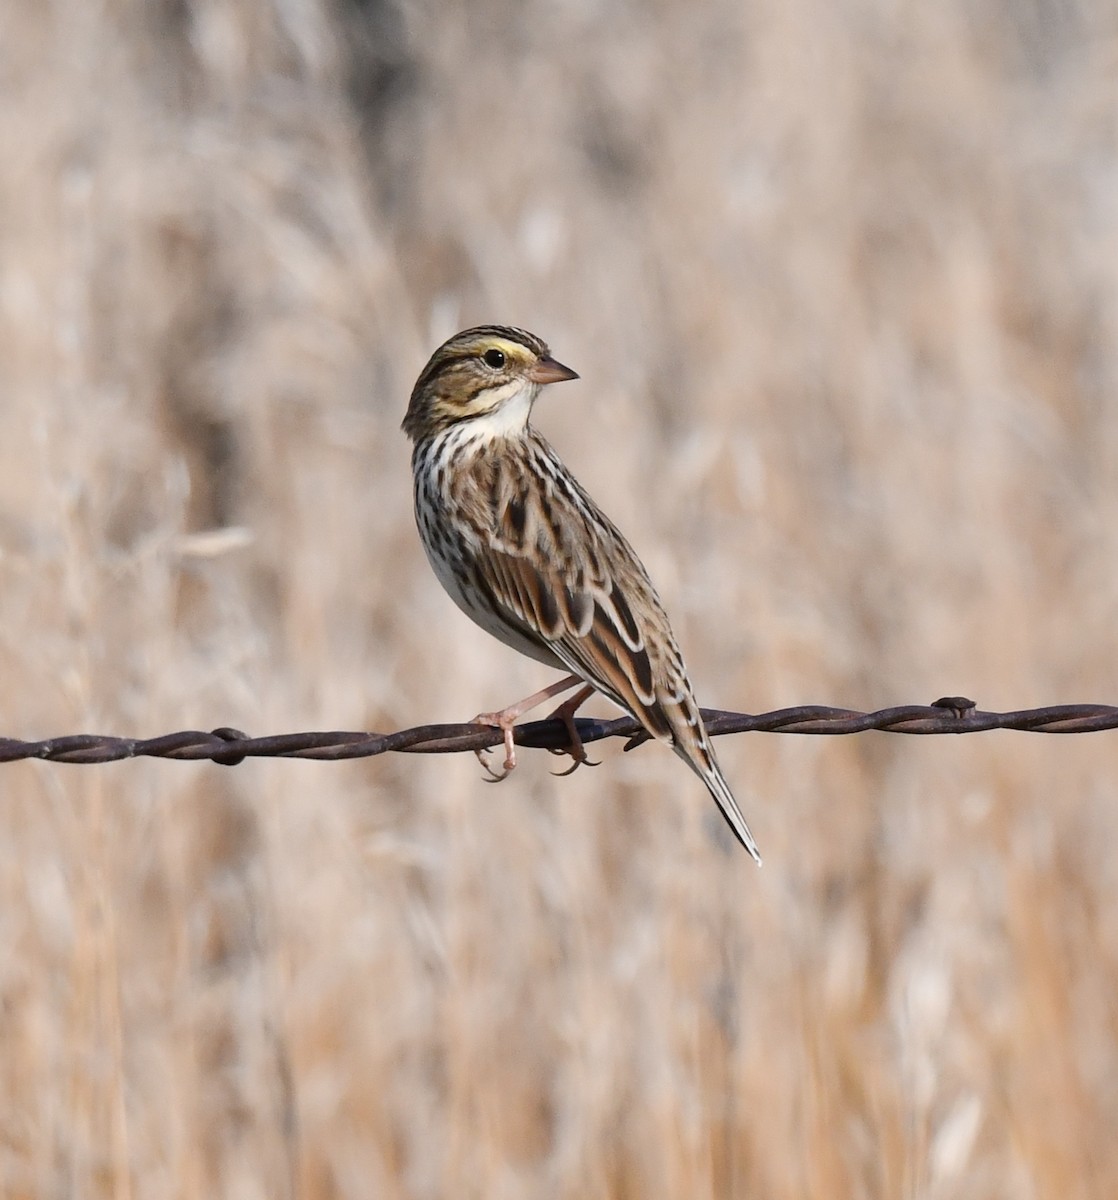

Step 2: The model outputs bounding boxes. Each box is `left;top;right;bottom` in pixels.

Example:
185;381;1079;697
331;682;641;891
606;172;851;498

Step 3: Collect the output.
472;710;519;781
545;684;599;776
470;673;588;783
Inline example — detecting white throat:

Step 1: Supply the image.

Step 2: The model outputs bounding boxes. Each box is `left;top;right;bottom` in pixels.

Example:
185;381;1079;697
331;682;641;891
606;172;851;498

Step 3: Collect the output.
468;379;539;440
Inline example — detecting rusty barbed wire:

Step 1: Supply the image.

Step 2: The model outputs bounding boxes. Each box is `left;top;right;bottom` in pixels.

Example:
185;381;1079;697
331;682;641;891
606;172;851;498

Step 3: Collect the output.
0;698;1116;766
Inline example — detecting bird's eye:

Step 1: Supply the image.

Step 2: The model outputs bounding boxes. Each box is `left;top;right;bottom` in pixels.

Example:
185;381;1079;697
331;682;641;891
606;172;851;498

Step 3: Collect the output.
483;348;506;369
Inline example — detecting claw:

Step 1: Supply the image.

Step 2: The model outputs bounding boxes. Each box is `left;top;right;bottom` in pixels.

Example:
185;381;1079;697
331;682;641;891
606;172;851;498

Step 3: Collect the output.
468;674;598;781
543;683;597;775
472;721;517;781
475;747;511;783
549;751;600;777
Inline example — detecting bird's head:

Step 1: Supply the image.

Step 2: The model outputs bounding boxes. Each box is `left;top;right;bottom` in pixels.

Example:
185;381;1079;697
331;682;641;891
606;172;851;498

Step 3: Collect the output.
402;325;578;443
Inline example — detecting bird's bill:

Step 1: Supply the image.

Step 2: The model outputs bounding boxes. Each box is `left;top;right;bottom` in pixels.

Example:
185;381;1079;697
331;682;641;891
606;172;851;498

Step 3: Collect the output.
527;356;580;385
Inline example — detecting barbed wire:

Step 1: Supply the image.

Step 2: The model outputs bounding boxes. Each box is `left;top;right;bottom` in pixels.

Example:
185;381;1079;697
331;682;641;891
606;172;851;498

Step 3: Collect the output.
0;697;1115;766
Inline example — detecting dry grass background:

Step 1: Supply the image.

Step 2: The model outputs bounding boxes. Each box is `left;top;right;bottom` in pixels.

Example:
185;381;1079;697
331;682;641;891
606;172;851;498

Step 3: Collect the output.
1;0;1118;1195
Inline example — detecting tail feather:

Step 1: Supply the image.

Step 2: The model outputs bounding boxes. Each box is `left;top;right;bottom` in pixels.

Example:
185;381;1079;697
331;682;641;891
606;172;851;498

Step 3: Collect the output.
691;750;763;864
647;683;763;863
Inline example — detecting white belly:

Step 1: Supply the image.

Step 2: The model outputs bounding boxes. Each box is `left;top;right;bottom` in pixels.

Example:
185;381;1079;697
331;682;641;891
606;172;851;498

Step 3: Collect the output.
415;475;566;672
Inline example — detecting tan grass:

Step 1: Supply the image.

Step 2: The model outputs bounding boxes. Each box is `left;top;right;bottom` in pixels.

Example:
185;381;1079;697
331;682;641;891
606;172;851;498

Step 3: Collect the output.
1;0;1117;1195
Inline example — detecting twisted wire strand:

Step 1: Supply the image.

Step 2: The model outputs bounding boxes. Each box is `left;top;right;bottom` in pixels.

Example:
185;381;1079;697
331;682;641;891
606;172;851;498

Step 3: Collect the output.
0;698;1115;766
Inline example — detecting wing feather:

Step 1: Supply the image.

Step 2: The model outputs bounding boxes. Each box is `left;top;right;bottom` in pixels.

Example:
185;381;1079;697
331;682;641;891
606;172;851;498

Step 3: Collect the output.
447;434;762;861
422;378;762;858
469;445;678;744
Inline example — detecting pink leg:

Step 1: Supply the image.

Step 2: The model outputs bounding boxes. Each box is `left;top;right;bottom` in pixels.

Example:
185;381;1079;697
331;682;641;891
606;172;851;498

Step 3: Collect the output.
545;684;598;776
474;673;586;779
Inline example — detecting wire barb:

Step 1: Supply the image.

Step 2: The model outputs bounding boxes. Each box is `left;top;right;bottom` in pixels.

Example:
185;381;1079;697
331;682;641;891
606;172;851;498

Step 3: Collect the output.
0;700;1116;766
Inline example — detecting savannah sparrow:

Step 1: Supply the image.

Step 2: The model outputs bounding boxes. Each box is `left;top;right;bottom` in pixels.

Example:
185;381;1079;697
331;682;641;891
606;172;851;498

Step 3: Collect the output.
403;325;761;862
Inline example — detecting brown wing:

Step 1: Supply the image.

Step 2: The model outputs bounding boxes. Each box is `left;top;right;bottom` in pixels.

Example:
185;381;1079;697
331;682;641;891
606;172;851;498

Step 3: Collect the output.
462;444;677;743
457;436;762;861
488;548;674;737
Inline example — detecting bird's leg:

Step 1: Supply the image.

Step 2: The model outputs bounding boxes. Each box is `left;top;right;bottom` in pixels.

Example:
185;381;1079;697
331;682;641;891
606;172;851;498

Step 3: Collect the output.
546;684;599;776
474;673;586;780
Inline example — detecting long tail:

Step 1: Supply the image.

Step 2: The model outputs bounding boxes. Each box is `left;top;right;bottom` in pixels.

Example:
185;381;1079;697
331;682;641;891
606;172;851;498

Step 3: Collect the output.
652;689;760;862
633;677;763;863
646;672;762;862
679;739;763;864
552;620;763;860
